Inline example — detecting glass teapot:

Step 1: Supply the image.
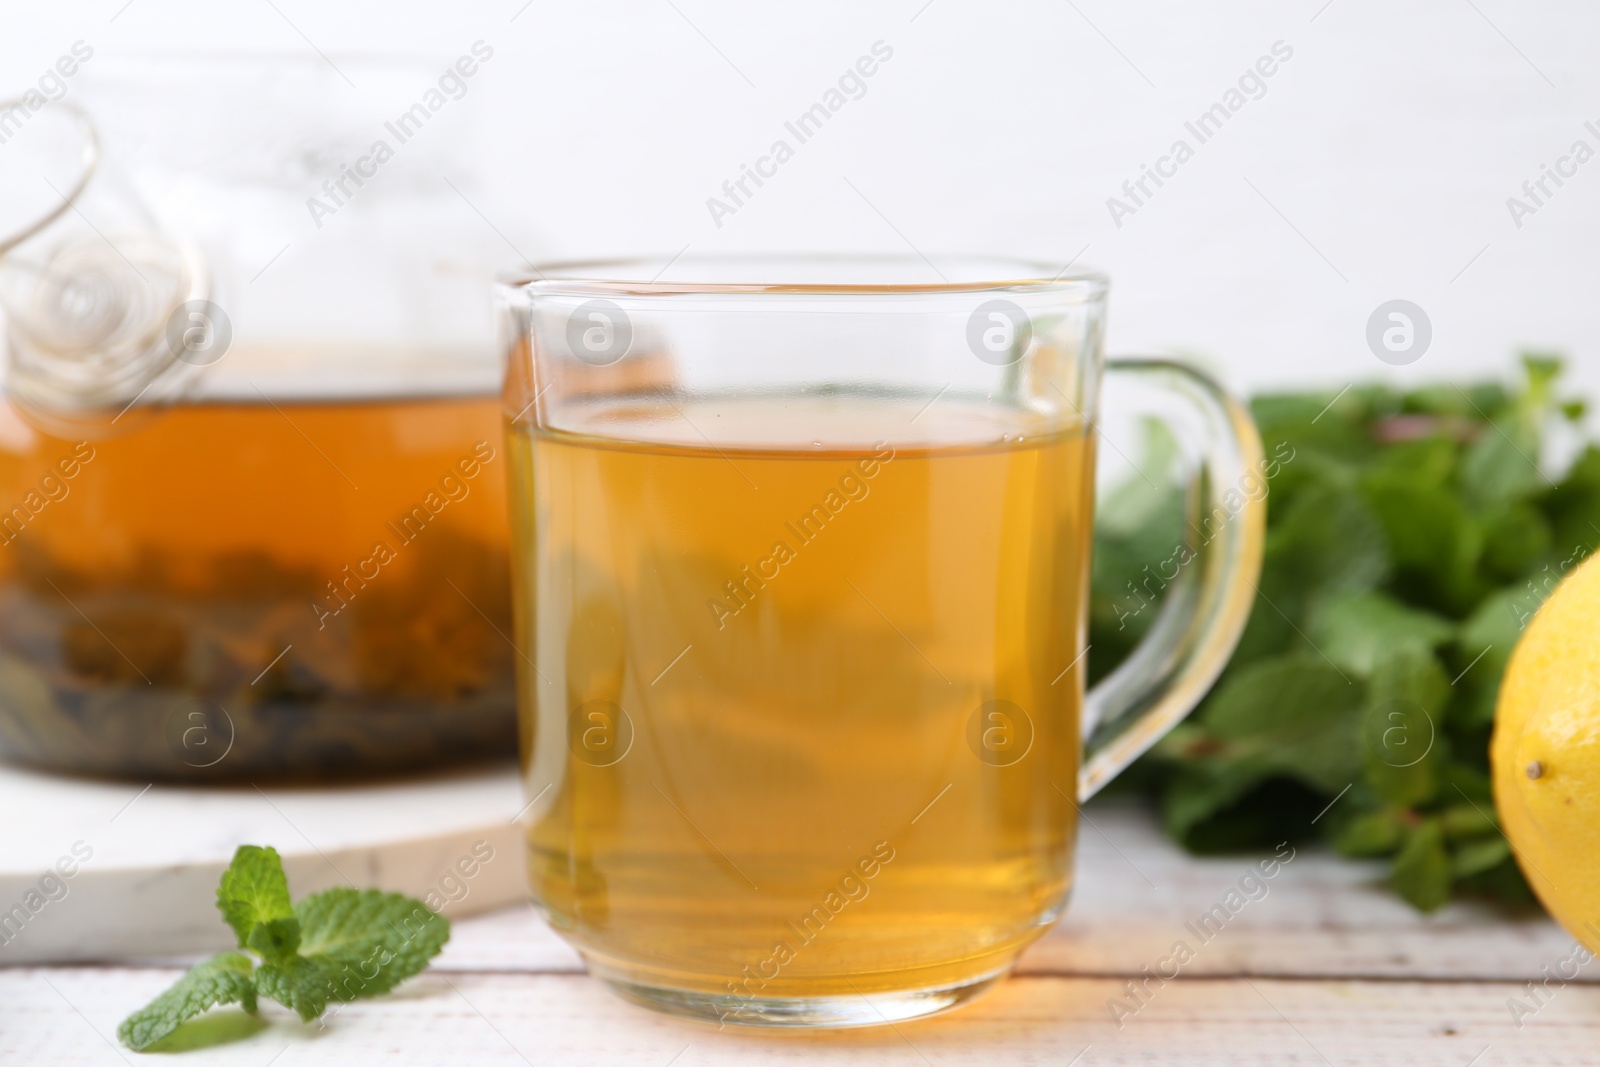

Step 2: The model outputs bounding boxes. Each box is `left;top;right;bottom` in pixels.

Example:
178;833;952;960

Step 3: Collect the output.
0;53;513;780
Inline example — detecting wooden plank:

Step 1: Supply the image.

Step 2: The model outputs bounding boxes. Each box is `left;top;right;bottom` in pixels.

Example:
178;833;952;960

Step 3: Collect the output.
5;804;1589;1063
1023;802;1584;982
428;804;1587;984
6;968;1596;1066
6;785;1578;984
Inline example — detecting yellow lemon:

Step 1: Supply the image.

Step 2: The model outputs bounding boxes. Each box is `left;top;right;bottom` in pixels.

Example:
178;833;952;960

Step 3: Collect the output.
1493;551;1600;945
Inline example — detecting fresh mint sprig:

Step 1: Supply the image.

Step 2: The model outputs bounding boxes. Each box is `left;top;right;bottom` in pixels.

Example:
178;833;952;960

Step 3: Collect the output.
1092;355;1590;912
118;845;449;1051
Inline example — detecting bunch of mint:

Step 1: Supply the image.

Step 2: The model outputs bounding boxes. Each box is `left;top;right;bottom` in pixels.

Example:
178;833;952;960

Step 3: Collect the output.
1091;355;1594;911
118;845;449;1051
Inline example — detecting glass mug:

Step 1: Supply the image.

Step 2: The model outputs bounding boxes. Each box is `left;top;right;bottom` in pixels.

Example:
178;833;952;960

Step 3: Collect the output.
498;256;1264;1027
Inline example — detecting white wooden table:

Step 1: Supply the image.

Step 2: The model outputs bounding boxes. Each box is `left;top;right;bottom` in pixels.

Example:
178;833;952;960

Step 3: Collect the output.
4;803;1594;1065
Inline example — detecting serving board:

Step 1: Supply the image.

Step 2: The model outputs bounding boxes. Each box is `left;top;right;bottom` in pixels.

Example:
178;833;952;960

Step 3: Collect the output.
0;761;528;964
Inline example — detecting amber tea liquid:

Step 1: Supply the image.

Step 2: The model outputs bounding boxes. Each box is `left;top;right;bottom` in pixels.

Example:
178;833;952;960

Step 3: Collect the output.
511;395;1092;1008
0;389;514;778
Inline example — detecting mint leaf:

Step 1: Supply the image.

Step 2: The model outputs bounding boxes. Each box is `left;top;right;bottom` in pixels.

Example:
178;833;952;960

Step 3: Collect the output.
1460;421;1543;509
1439;802;1498;839
1523;352;1564;393
1268;484;1391;599
296;888;450;1001
1452;837;1511;878
1161;760;1271;844
121;844;450;1051
117;952;257;1051
1362;474;1482;612
1198;656;1364;792
1308;592;1455;677
1454;587;1530;728
247;916;302;965
1480;502;1554;580
1361;650;1450;808
1331;809;1404;857
1391;821;1452;912
1153;658;1363;847
255;955;331;1022
1367;435;1456;489
217;845;294;949
1543;444;1600;549
1097;417;1184;534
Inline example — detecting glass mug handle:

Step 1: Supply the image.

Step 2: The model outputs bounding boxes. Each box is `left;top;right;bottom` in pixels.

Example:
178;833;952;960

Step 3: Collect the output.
1078;357;1267;800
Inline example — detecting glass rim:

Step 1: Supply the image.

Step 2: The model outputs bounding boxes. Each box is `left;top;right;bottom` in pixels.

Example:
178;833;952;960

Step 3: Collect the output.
496;254;1109;298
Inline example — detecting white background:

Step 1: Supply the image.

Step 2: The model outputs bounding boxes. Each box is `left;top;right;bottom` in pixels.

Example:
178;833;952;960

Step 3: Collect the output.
3;0;1598;400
